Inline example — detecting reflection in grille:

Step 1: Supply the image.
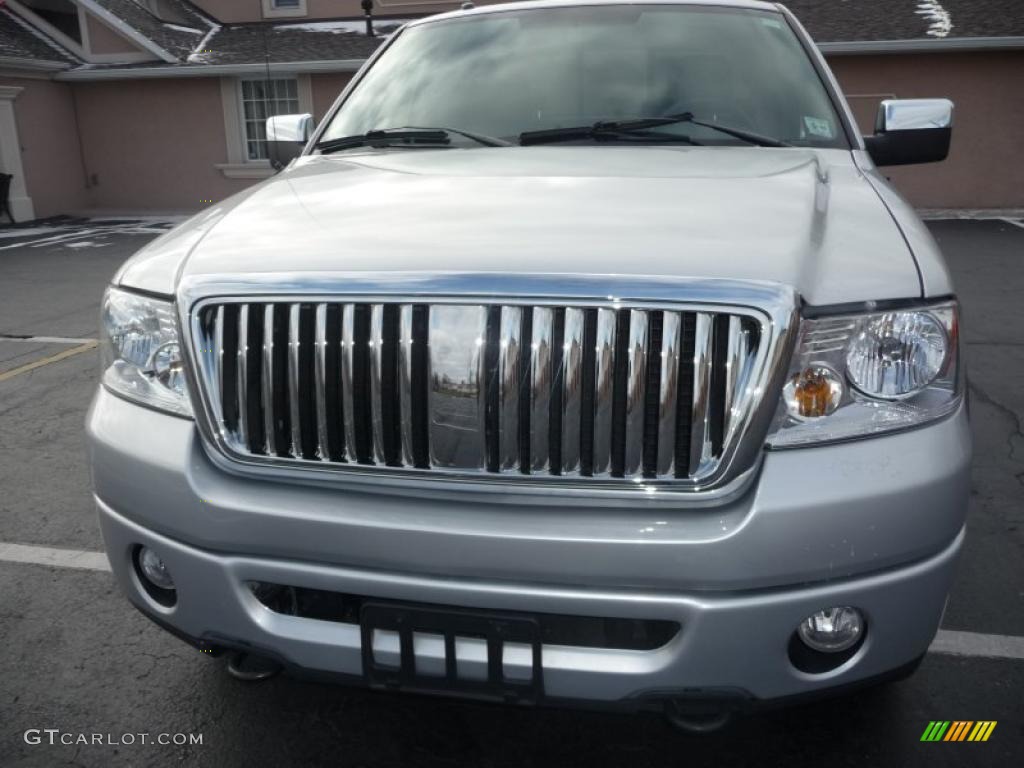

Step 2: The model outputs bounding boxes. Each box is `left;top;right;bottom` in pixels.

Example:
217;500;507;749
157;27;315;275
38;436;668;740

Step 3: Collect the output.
192;301;764;485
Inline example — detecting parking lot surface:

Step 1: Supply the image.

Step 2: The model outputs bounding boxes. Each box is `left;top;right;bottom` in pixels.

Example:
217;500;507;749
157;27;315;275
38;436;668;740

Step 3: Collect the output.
0;218;1021;767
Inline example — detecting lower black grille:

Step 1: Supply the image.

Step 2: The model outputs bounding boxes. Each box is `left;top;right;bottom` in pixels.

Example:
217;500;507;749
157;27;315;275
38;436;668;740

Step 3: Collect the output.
249;583;680;652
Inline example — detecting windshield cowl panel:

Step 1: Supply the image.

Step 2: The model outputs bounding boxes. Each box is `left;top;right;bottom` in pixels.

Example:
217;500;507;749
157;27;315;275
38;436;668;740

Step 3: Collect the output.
320;4;848;151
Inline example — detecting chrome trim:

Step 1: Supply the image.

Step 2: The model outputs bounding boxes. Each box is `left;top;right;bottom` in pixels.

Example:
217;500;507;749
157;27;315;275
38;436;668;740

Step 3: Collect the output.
398;304;415;467
340;304;356;463
498;305;522;472
236;304;249;449
261;304;276;456
287;304;302;457
561;307;585;475
181;273;798;497
689;312;713;477
592;307;616;477
314;303;329;460
656;311;680;477
623;309;648;478
369;304;386;464
529;307;553;473
428;305;487;469
214;305;225;438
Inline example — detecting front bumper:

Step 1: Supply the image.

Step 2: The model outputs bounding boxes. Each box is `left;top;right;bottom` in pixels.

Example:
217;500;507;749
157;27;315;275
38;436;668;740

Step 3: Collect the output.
88;387;970;704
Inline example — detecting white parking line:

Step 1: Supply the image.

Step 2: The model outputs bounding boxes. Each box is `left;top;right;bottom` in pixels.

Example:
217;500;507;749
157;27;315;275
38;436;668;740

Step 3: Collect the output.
0;542;110;572
929;629;1024;661
0;335;99;345
1;542;1022;661
1000;218;1024;231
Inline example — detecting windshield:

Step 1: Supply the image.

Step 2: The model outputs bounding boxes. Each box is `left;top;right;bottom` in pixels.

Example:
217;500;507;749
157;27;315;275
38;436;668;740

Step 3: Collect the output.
320;4;848;149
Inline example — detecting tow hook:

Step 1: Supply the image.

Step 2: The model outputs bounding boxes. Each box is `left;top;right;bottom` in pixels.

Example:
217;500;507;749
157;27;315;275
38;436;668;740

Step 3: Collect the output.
664;700;734;733
226;650;283;682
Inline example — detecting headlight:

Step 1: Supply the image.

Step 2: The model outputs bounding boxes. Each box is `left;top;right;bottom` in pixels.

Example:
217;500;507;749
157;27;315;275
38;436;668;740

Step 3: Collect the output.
100;287;192;417
767;301;959;447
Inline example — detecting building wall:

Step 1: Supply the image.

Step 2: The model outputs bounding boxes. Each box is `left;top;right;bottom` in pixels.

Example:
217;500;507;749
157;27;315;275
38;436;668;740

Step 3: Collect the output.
73;78;250;211
84;12;143;55
310;72;352;121
827;50;1024;209
0;75;88;219
191;0;505;23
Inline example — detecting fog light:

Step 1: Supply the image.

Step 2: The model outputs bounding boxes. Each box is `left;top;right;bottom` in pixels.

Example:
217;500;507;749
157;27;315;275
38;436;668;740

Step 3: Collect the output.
797;607;863;653
138;546;175;590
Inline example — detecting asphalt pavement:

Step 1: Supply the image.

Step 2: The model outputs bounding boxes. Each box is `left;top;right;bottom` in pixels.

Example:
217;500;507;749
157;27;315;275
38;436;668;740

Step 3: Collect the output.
0;217;1021;767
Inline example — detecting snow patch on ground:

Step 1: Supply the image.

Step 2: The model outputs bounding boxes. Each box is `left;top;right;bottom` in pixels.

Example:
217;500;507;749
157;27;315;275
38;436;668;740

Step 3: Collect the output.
0;218;183;251
916;2;952;38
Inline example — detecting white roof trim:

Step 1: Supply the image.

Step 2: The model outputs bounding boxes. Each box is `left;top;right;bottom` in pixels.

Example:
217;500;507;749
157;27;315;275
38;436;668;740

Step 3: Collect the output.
819;36;1024;54
76;0;179;63
0;55;69;72
54;59;366;80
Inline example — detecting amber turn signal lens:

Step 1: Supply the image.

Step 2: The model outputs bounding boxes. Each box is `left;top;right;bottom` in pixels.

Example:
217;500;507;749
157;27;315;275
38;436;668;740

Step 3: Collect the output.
783;366;842;419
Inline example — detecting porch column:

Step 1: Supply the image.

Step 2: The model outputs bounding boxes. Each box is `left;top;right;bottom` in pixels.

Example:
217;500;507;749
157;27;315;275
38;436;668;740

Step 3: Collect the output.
0;85;36;221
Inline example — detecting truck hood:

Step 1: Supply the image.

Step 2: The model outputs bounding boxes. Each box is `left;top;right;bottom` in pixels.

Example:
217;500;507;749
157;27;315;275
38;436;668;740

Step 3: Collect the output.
120;146;922;306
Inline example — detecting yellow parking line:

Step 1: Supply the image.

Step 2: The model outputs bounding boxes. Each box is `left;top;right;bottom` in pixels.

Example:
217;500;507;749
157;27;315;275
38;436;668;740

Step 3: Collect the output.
0;341;98;382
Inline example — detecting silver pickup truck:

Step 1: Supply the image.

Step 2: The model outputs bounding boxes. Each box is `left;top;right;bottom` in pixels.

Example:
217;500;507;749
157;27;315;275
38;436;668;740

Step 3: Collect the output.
88;0;968;731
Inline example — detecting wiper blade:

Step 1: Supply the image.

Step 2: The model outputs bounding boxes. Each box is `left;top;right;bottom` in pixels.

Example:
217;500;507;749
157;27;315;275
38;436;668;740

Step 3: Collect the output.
520;112;790;148
316;126;510;154
316;129;451;154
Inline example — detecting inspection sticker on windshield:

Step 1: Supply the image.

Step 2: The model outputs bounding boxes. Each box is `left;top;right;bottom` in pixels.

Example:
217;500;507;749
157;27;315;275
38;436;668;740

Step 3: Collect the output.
803;116;835;139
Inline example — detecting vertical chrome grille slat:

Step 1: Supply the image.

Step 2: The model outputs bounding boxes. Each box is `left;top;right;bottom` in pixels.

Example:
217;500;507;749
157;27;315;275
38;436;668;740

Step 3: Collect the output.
689;312;714;477
561;307;585;476
314;303;330;461
261;304;276;456
340;304;357;463
236;304;249;450
369;304;386;465
398;305;415;467
622;309;648;478
214;305;225;437
656;311;681;478
287;304;302;458
192;297;771;490
591;308;617;477
498;306;522;472
529;307;554;473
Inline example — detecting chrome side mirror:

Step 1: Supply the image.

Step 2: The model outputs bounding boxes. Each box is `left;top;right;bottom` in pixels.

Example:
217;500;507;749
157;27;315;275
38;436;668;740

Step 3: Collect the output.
864;98;953;167
266;113;313;170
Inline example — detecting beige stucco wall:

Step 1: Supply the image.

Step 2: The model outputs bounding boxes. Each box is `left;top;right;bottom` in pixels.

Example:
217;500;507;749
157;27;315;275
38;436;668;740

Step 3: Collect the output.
0;75;87;219
827;50;1024;209
85;12;145;55
73;78;250;211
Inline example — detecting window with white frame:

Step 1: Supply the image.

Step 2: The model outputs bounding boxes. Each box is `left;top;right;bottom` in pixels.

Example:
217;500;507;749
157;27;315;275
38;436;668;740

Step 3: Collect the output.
263;0;306;17
240;78;300;161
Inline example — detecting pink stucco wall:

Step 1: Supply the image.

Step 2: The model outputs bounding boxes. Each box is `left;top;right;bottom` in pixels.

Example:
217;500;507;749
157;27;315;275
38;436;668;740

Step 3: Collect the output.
72;78;249;211
311;72;352;121
0;76;88;219
827;50;1024;209
85;12;145;55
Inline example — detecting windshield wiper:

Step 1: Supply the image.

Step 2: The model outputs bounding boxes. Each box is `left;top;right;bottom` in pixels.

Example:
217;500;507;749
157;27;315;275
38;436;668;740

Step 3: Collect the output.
317;126;510;154
520;112;790;148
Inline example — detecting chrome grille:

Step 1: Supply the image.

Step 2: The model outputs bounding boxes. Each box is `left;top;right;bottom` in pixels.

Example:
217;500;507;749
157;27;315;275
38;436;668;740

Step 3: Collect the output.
190;298;771;489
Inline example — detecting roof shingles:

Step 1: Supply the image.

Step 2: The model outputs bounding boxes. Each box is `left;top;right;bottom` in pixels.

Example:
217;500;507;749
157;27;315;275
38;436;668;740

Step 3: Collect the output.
0;7;80;64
